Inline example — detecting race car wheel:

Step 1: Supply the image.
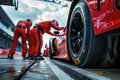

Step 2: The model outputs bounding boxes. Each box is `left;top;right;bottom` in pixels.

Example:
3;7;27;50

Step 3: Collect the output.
49;38;56;59
49;39;54;59
68;1;107;67
49;40;53;59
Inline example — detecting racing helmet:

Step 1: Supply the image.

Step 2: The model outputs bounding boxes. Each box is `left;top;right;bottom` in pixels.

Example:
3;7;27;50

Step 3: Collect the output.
26;19;32;26
53;19;59;26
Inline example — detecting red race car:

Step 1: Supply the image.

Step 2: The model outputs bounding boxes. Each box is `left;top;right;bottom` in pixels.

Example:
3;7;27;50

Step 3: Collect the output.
0;48;21;57
49;0;120;67
43;44;50;57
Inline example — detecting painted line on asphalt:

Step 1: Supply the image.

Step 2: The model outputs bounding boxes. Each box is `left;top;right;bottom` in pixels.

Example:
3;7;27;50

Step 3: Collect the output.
52;60;111;80
54;62;92;80
14;60;36;80
69;67;111;80
45;58;74;80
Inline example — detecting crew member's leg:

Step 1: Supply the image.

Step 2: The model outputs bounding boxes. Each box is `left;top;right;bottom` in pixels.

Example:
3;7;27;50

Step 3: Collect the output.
9;28;20;59
37;31;44;60
20;28;27;59
28;34;35;59
39;31;43;56
33;29;39;57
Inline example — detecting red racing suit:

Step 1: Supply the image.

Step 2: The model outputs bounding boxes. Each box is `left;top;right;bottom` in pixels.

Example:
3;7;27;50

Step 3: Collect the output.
36;20;64;55
27;29;35;57
37;20;64;36
28;27;42;56
43;44;49;56
9;20;31;57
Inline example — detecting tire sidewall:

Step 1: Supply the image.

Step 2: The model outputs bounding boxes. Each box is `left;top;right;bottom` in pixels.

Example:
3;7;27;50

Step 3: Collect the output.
68;1;94;67
49;39;53;59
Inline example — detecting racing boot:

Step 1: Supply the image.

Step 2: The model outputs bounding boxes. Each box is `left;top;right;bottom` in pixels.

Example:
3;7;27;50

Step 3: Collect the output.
29;56;36;60
23;56;26;60
35;55;44;60
22;54;27;60
27;54;31;59
8;53;13;59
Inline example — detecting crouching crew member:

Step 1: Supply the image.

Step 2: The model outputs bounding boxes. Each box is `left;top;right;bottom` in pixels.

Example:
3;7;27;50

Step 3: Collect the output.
28;25;41;59
28;20;64;60
35;19;64;60
8;19;32;59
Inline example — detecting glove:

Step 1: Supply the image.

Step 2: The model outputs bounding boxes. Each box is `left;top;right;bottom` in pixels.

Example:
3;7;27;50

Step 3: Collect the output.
61;27;64;29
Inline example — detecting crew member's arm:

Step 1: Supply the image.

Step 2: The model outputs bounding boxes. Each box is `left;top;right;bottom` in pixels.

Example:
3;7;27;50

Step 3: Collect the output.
46;30;66;37
55;27;66;36
49;21;64;30
56;32;66;36
45;30;56;36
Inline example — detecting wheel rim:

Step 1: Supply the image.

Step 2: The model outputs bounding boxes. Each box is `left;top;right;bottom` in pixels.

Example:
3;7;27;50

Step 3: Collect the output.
70;11;84;57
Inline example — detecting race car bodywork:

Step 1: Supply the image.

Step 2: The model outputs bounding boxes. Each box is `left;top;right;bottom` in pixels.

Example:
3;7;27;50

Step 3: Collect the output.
0;48;21;57
49;0;120;67
43;45;50;57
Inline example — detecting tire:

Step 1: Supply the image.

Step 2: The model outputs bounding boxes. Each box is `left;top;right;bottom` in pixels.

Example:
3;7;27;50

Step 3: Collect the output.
67;1;107;67
49;39;53;59
49;38;56;59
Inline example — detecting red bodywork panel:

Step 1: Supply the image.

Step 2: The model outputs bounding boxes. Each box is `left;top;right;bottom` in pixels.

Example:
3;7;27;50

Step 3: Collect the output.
43;46;50;57
0;48;21;57
52;0;120;60
86;0;120;35
53;36;70;60
0;49;9;56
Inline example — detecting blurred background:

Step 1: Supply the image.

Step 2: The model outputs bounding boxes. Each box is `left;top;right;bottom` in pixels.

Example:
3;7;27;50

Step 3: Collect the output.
0;0;71;52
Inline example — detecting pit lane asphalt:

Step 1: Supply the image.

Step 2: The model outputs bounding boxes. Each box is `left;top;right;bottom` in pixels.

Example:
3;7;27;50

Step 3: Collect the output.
0;57;119;80
0;57;67;80
0;57;89;80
